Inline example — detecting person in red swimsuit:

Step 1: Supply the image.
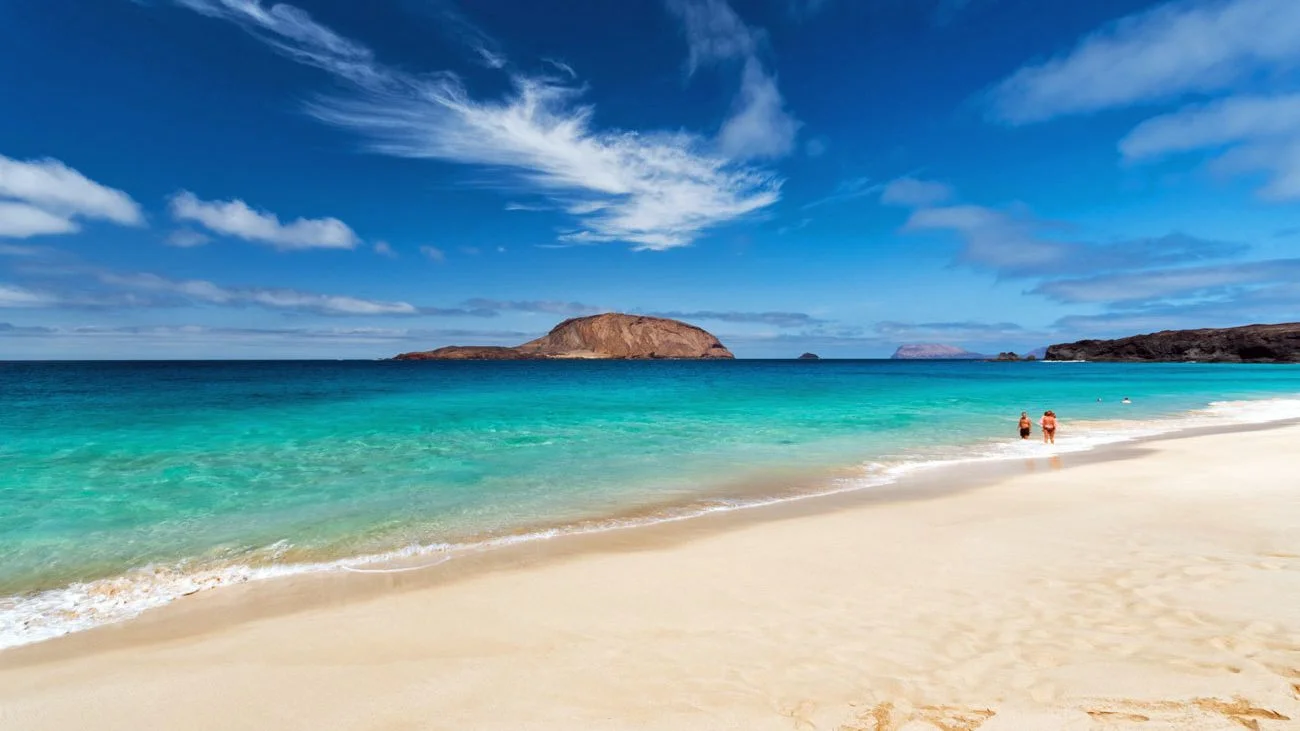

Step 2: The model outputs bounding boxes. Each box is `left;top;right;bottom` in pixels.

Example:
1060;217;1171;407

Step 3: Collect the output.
1040;410;1057;444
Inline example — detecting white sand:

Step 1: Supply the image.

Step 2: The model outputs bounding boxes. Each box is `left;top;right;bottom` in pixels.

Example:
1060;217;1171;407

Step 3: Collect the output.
2;426;1299;730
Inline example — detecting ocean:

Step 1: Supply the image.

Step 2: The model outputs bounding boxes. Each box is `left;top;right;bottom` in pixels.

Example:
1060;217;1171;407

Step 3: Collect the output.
2;359;1299;648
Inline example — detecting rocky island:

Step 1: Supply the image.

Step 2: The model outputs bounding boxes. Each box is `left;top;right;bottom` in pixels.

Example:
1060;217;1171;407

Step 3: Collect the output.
1046;322;1300;362
394;313;735;360
890;344;987;360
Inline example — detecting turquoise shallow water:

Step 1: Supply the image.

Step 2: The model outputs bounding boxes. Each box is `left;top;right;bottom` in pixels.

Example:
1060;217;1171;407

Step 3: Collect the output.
2;359;1299;646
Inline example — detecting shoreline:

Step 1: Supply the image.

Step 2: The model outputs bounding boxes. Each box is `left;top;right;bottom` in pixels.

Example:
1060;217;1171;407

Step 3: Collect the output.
4;395;1300;654
3;419;1298;728
2;411;1298;670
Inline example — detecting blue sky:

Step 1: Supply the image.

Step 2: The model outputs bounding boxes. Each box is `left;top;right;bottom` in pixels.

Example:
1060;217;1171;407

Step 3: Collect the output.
2;0;1298;358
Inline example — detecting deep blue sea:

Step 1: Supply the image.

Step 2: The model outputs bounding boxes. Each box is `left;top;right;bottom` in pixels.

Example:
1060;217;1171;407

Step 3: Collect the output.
3;359;1299;647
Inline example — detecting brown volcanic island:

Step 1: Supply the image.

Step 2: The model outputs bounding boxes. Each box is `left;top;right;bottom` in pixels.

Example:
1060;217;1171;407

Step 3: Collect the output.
1046;322;1300;363
394;313;735;361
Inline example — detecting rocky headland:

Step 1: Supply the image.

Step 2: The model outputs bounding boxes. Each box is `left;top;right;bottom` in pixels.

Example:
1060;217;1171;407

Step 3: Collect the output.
1045;322;1300;362
394;313;735;361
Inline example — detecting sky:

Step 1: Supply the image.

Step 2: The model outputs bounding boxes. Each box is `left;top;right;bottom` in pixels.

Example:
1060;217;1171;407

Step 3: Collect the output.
1;0;1299;359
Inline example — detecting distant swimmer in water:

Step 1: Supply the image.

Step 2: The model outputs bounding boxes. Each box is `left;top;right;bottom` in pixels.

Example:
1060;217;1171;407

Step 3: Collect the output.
1019;411;1032;440
1040;410;1058;444
1121;397;1132;404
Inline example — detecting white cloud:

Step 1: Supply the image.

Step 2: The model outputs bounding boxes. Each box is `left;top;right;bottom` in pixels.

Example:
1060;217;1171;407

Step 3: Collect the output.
905;204;1067;273
3;257;510;318
802;176;879;209
904;202;1245;277
419;245;445;262
988;0;1300;124
668;0;800;160
543;58;576;79
1214;136;1300;200
99;271;419;315
879;177;953;207
648;309;827;327
504;201;549;212
373;240;396;257
1121;94;1300;159
419;1;508;71
30;325;525;342
248;289;413;314
0;154;143;239
463;298;602;316
1052;276;1300;334
1121;93;1300;200
169;191;360;250
0;243;47;257
166;229;212;248
873;319;1037;344
316;76;780;250
1032;259;1300;304
0;284;58;308
172;0;386;88
0;324;539;360
476;46;507;69
668;0;758;72
0;202;78;238
717;58;800;159
173;0;780;251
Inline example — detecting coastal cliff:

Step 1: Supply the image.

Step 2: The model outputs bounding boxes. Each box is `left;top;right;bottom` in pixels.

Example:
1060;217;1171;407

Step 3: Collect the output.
1045;322;1300;362
394;313;735;361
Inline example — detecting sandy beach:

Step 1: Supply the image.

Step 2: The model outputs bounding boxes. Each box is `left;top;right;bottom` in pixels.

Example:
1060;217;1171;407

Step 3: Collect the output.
2;425;1299;730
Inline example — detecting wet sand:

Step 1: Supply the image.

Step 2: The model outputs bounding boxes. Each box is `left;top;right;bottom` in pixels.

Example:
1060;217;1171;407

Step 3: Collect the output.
2;425;1298;730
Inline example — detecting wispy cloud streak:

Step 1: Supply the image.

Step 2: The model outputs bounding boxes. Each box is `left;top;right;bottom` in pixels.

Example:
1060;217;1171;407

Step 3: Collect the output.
172;0;780;250
879;176;952;207
668;0;800;160
988;0;1300;124
647;309;827;327
1031;259;1300;304
802;177;879;209
98;272;422;315
1121;93;1300;200
901;196;1245;278
463;298;602;316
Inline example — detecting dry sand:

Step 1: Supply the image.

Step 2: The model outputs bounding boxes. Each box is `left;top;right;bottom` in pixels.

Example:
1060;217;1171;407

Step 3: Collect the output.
2;426;1299;730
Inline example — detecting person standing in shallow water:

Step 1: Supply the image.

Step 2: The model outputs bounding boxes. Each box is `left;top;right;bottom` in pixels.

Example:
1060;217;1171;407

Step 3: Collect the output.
1040;410;1058;444
1018;412;1032;440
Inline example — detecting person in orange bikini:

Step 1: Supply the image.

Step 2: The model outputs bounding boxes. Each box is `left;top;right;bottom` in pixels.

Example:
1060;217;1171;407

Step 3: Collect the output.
1040;410;1057;444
